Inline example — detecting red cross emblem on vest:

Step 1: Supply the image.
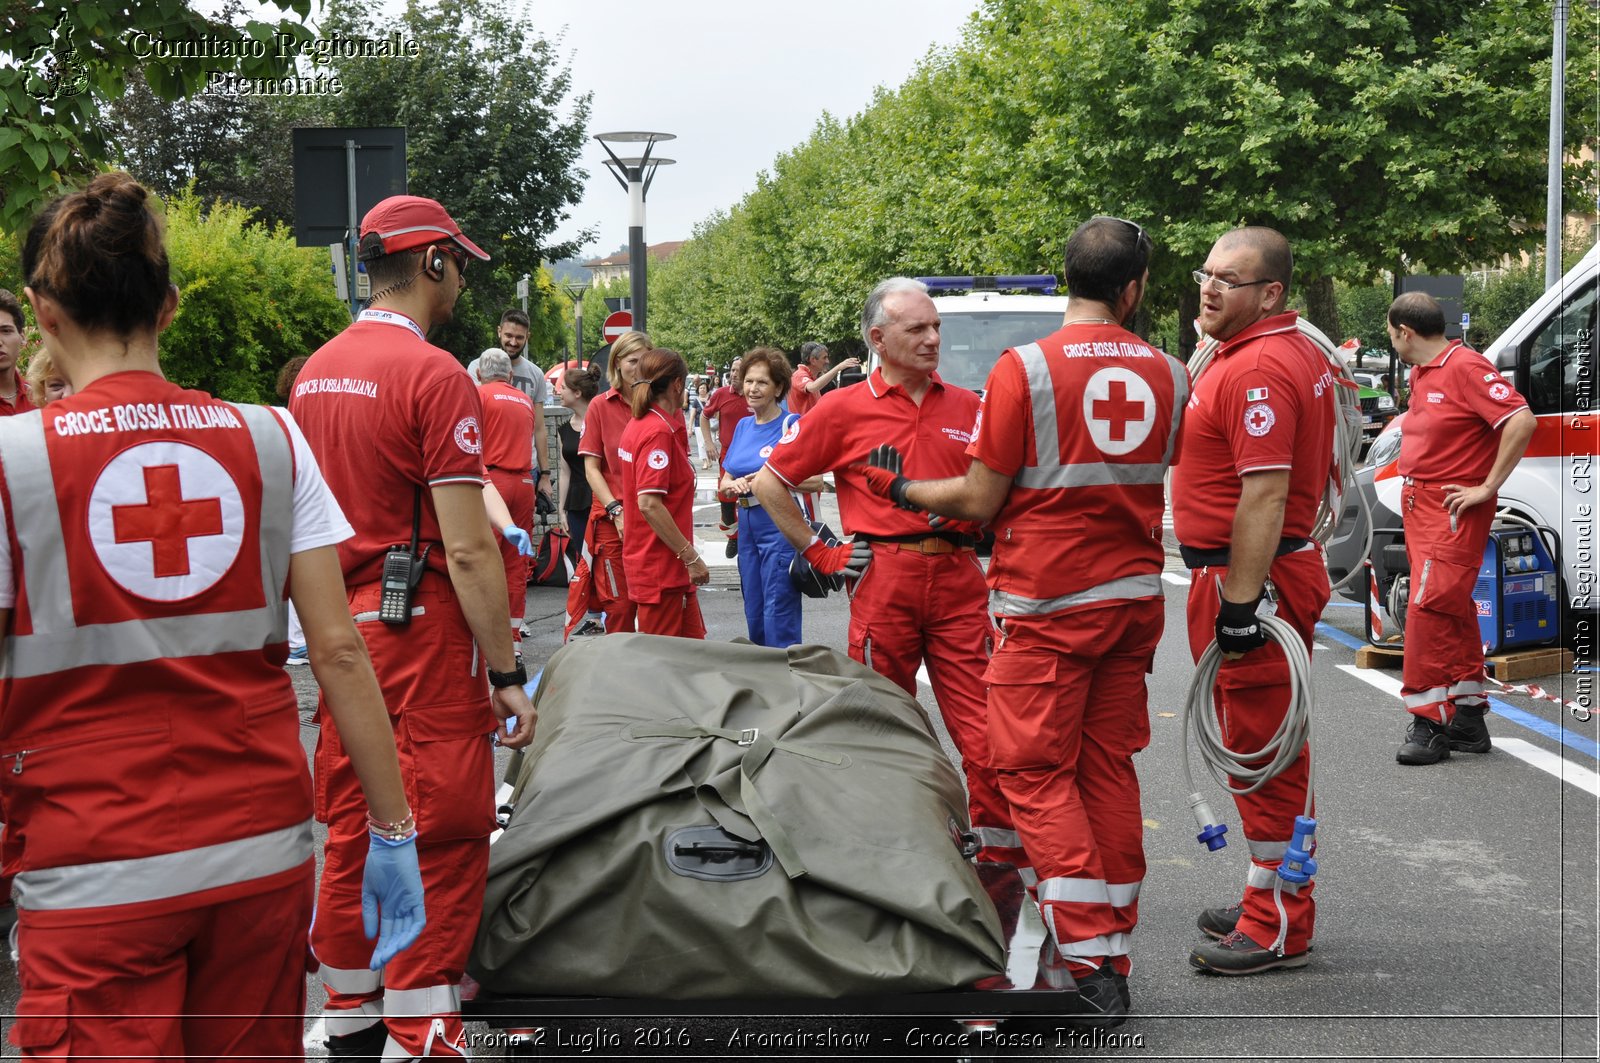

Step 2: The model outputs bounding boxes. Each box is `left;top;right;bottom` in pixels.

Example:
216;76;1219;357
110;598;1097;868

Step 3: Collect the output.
112;465;224;578
1091;379;1147;442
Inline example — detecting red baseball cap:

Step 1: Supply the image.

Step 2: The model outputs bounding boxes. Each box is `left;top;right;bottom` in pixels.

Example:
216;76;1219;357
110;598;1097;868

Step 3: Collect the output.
358;195;489;262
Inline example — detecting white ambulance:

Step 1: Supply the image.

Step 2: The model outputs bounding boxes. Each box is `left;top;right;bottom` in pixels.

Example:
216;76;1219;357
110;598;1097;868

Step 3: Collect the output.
1335;243;1598;632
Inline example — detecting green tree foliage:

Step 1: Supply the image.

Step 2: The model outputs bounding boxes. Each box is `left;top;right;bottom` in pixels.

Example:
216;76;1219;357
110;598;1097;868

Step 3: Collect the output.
312;0;591;362
160;189;350;403
0;1;314;233
647;0;1597;364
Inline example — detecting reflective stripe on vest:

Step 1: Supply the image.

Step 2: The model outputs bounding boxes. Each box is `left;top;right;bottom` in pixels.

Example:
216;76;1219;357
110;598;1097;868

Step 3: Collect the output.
1011;341;1190;491
0;404;293;679
14;819;311;911
991;572;1163;617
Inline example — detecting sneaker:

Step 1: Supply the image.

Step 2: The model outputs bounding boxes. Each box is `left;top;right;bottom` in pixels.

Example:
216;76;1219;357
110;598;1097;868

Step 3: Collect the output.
1445;708;1492;754
1197;903;1243;940
284;644;310;667
570;618;606;638
1396;717;1451;765
725;536;739;559
1189;929;1311;975
1067;963;1128;1027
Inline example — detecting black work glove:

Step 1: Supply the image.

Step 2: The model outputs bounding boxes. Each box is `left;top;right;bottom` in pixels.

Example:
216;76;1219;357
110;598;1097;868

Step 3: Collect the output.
1215;593;1268;657
857;443;918;510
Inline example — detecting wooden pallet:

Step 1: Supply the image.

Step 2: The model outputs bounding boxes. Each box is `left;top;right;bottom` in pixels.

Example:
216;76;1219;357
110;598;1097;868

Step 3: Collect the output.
1352;641;1573;682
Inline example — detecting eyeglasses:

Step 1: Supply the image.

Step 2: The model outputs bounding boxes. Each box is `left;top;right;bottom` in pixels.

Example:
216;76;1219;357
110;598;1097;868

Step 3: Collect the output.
441;244;470;276
1192;269;1271;293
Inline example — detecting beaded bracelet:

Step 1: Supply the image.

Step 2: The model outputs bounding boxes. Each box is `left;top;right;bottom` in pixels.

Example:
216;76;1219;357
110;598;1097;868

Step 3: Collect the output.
367;810;417;842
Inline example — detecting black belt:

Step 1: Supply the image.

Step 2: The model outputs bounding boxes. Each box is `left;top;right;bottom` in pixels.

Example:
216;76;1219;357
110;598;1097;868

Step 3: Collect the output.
857;530;977;549
485;465;531;475
1178;536;1310;569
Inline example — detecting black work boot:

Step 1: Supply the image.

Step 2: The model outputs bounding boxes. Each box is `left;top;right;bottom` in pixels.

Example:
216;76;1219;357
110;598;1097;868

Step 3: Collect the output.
327;1022;388;1060
1396;717;1451;765
1067;963;1128;1027
1445;707;1492;753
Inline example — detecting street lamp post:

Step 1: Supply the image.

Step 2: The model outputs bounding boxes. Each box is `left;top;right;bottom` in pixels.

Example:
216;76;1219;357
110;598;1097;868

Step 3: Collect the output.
594;130;675;333
563;282;588;365
1545;0;1567;289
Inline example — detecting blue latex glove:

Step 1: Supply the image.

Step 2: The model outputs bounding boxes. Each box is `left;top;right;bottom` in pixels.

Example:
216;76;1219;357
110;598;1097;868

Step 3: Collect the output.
363;832;426;969
502;524;535;557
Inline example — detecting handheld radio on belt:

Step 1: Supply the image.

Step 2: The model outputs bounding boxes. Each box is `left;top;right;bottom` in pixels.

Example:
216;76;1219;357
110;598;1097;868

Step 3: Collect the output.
380;487;433;626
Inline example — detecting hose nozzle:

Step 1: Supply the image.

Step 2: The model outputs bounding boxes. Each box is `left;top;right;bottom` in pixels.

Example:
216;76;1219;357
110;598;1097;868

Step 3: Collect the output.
1188;792;1229;851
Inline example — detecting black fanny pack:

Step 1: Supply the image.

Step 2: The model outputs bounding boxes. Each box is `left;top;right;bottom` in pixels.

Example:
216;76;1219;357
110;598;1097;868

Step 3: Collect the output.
1178;536;1310;570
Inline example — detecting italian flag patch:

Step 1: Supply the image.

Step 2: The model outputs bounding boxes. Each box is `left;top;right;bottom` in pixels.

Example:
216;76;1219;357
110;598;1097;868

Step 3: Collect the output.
1245;387;1269;401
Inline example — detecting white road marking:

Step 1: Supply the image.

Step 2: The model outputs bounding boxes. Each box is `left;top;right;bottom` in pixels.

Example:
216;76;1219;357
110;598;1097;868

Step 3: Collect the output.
1337;665;1598;795
917;664;931;688
1162;572;1191;586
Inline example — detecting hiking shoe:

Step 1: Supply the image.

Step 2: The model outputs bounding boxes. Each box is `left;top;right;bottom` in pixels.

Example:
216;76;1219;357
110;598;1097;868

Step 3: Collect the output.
1190;930;1311;975
326;1021;388;1058
1197;903;1243;940
1397;717;1451;765
570;618;606;638
1446;709;1492;754
284;644;310;667
725;536;739;559
1068;963;1128;1027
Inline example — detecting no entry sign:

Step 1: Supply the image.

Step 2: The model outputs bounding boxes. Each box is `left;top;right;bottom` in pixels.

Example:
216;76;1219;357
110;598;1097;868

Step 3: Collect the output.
602;311;634;343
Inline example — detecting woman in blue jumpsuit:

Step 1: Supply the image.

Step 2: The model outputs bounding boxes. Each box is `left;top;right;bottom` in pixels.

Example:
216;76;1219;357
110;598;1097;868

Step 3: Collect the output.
720;347;808;647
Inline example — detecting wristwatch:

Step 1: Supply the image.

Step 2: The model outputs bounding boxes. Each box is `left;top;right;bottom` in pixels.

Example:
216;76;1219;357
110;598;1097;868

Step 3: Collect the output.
487;662;528;689
605;500;624;519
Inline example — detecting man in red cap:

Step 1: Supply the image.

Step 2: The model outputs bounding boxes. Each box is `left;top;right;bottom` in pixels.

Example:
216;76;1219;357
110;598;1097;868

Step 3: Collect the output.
292;195;536;1059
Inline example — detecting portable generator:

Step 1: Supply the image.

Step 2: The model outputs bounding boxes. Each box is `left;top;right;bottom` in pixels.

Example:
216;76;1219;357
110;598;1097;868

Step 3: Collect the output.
1365;519;1561;653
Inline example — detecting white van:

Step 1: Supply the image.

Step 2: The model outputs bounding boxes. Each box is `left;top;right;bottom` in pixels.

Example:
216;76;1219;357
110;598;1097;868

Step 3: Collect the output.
1335;243;1598;626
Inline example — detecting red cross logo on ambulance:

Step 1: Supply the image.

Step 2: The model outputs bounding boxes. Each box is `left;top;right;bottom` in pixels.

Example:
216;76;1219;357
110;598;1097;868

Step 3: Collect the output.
1082;367;1155;455
89;442;245;601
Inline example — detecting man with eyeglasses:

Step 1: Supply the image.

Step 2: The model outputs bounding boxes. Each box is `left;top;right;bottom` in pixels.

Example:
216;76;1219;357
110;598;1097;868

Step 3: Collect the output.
0;290;35;415
292;194;537;1058
851;217;1187;1025
1170;226;1336;977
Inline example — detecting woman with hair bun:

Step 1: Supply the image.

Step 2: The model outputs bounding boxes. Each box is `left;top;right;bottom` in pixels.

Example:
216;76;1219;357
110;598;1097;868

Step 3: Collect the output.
618;347;709;637
2;173;423;1058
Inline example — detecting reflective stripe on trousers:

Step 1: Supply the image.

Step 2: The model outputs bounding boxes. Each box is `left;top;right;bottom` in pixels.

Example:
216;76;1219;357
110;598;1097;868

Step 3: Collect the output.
14;820;312;911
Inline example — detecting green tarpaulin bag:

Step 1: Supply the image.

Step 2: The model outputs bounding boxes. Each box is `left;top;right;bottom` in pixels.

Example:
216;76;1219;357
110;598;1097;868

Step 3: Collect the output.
469;634;1005;999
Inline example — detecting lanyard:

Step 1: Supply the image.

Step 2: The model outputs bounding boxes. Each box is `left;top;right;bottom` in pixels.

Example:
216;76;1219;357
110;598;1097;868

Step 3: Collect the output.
358;308;426;343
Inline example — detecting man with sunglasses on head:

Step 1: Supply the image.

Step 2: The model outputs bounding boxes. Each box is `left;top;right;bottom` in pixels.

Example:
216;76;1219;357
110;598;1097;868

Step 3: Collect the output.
0;290;34;415
292;194;536;1059
1170;226;1336;977
853;218;1186;1025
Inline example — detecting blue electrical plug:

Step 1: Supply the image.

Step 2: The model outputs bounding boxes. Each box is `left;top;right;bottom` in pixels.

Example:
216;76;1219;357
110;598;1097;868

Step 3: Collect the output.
1188;793;1229;851
1277;815;1318;884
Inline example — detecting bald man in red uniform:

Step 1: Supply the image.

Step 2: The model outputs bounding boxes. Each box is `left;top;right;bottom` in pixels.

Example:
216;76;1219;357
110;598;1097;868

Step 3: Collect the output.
1170;227;1336;977
753;277;1019;870
1386;292;1534;765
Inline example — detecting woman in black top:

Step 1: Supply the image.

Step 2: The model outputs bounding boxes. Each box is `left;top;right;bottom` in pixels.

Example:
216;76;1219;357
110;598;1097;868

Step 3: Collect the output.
557;365;599;565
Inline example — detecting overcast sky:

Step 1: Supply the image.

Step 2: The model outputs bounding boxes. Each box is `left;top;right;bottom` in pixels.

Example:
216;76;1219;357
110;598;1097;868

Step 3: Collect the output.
535;0;981;259
197;0;982;259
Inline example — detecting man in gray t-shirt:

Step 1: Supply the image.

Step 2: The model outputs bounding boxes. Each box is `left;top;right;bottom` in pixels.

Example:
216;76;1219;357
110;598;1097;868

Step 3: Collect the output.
466;310;552;498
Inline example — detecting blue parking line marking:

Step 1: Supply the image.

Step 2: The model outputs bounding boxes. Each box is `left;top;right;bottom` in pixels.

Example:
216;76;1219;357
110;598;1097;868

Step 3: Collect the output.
1488;699;1600;761
1315;623;1599;763
1315;622;1367;651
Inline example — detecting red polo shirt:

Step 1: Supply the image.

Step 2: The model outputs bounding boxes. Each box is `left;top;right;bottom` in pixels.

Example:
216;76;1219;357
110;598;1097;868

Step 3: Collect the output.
291;313;485;585
577;389;634;510
703;384;753;467
1398;341;1528;482
1170;312;1336;550
478;380;535;472
765;369;980;538
618;407;695;603
788;364;818;416
0;370;35;416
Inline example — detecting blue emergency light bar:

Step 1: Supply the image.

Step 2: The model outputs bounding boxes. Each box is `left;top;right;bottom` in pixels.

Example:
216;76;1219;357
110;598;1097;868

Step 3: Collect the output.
916;275;1059;294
